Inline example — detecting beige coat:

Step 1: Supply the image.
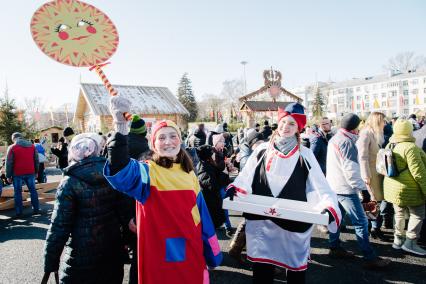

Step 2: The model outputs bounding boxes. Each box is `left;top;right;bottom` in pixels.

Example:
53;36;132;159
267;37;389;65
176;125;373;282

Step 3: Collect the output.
356;128;384;201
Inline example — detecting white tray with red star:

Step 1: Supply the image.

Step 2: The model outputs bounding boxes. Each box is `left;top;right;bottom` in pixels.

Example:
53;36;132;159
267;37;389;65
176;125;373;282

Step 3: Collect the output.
223;195;329;225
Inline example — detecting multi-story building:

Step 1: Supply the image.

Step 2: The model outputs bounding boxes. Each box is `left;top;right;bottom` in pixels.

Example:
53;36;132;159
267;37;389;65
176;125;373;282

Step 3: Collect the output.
292;69;426;120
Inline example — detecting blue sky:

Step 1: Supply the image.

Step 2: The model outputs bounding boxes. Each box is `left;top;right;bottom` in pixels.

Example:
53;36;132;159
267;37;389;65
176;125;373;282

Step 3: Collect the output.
0;0;425;109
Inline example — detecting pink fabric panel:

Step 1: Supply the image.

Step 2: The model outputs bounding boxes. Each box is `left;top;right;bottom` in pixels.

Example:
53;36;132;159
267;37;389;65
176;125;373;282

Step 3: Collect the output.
208;235;220;256
203;269;210;284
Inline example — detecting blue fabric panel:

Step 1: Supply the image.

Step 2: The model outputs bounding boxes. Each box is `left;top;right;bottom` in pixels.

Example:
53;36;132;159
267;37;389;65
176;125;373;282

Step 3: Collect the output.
165;237;186;262
103;158;150;204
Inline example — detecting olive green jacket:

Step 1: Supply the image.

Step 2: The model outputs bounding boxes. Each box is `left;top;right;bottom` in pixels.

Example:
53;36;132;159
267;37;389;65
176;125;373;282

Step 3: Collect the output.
383;140;426;206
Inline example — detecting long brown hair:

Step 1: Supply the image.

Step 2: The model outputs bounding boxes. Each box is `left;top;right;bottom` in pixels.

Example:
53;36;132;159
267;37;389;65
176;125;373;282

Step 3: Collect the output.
152;148;194;173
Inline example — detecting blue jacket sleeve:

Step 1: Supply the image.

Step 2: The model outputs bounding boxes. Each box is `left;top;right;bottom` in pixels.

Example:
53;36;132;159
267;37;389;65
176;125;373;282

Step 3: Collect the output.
103;158;150;204
196;191;223;267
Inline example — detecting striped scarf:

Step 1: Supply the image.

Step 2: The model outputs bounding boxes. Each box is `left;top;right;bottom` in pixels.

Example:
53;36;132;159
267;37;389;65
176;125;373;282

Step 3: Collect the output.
274;135;298;155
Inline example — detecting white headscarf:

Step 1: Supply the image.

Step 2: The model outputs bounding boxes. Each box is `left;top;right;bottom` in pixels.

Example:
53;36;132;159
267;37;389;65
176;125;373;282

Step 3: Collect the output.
68;133;103;163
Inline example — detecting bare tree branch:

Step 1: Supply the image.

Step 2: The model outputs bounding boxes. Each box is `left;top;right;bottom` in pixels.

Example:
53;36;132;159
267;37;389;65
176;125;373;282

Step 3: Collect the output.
383;51;426;72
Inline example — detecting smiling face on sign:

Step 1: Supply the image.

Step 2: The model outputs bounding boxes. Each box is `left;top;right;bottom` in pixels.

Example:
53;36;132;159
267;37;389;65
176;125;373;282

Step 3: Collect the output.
30;0;119;67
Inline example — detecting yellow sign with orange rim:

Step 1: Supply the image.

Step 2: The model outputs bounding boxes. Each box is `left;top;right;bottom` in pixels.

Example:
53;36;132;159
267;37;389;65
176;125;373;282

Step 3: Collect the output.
30;0;119;67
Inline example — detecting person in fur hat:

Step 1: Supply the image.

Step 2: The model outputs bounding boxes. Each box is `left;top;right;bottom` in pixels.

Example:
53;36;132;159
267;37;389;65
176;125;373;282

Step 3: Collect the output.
103;95;222;284
226;102;341;284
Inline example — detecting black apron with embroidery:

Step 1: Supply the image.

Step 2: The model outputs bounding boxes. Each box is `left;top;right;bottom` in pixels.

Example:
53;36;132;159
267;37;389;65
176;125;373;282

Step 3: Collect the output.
244;149;313;233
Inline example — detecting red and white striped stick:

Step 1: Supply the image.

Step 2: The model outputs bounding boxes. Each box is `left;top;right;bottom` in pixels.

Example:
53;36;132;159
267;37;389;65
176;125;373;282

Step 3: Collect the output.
89;63;132;121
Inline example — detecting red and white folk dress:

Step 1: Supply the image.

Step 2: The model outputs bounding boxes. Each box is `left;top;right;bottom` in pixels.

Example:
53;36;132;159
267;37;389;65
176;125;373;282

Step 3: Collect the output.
229;142;341;270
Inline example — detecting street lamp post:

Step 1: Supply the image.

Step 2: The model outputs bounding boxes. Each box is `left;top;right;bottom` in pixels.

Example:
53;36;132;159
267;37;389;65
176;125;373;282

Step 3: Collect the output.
240;61;248;95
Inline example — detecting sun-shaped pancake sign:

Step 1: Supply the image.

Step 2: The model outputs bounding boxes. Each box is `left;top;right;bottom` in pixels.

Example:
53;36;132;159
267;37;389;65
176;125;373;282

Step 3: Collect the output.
30;0;119;67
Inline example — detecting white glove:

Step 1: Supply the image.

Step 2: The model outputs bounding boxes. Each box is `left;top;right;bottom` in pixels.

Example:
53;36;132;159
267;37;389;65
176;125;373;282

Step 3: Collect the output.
109;95;131;135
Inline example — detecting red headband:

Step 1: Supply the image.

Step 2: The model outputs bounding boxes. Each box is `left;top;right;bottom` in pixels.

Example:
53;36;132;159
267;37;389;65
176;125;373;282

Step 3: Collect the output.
150;120;181;151
277;107;307;131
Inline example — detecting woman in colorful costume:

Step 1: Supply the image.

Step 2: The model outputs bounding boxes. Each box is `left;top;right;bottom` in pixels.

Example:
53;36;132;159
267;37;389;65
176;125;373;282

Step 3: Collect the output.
103;96;222;284
227;102;341;284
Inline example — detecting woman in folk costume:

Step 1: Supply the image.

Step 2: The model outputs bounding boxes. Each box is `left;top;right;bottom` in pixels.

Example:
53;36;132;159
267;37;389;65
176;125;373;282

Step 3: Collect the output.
226;102;341;284
103;96;222;284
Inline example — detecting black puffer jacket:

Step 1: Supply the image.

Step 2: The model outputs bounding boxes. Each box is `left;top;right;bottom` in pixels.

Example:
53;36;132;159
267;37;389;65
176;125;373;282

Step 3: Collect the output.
196;160;230;228
44;157;126;284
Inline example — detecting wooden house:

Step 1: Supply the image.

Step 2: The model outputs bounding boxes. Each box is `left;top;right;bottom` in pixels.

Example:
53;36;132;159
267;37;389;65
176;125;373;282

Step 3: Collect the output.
73;83;189;133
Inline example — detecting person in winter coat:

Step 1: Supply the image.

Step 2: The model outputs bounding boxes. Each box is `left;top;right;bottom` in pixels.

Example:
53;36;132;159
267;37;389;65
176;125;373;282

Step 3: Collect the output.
42;133;126;284
229;128;264;262
51;137;68;169
211;133;234;235
380;122;395;229
62;127;75;143
103;95;222;284
212;133;227;171
238;129;264;170
227;103;341;284
188;123;207;148
260;120;272;140
128;115;150;160
413;123;426;245
34;138;47;183
254;123;260;132
207;124;224;146
309;117;332;174
196;145;229;228
6;132;40;216
356;112;389;241
383;119;426;256
383;122;393;148
413;123;426;152
408;114;420;130
327;113;391;269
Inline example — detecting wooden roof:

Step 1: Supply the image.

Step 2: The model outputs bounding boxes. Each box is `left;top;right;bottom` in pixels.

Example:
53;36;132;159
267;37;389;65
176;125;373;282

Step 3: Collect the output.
240;101;292;112
74;83;189;121
40;126;63;132
239;86;302;102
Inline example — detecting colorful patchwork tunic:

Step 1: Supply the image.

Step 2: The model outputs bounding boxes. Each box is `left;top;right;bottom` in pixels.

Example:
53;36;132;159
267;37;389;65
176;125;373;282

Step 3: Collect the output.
104;159;222;284
229;143;341;271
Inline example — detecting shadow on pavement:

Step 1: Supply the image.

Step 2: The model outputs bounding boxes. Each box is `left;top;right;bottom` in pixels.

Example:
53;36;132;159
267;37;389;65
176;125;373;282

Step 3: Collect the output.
210;269;253;283
309;236;425;284
0;203;53;243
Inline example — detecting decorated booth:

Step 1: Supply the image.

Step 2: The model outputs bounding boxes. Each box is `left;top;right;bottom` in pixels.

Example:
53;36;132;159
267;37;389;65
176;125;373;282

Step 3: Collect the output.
239;68;303;127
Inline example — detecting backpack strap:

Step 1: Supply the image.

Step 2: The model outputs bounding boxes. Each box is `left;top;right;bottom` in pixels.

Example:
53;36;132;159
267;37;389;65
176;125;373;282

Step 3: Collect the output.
388;142;408;174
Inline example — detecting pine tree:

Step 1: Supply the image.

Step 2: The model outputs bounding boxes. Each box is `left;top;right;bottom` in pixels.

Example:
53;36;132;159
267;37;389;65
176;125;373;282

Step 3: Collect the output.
0;89;26;145
312;87;325;119
177;73;198;122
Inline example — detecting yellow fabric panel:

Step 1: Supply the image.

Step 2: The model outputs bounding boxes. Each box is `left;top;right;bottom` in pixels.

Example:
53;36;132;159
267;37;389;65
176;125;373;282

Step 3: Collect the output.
191;205;201;226
148;162;199;193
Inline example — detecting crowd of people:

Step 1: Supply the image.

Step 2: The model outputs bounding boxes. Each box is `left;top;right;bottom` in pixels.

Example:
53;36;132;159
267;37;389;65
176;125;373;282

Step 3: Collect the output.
3;95;426;283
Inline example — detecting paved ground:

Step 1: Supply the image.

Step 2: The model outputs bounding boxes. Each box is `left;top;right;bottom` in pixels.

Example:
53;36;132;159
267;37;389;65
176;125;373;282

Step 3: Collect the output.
1;174;425;283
